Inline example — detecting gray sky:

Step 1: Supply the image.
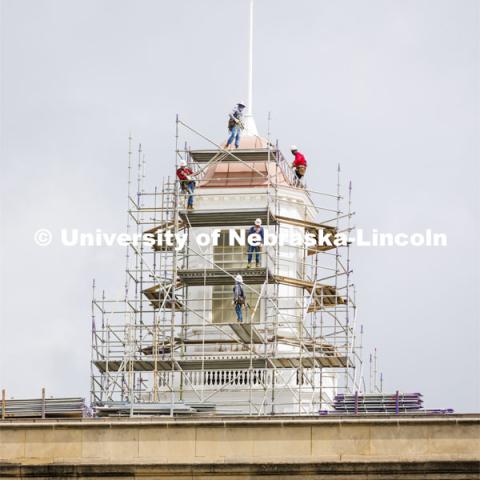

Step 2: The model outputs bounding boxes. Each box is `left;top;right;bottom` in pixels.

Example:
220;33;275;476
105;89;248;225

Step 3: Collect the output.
1;0;478;412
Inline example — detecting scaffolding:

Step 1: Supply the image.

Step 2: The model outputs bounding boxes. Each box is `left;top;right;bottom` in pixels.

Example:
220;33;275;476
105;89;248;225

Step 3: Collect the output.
90;118;362;416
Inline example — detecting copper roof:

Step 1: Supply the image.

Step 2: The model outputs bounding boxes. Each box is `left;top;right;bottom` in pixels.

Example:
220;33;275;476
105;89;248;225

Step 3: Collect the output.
199;160;291;188
191;136;294;188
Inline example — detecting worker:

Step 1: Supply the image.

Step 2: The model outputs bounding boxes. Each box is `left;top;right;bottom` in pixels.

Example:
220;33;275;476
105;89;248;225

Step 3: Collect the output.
290;145;307;184
247;218;264;268
226;101;246;149
176;160;196;209
232;274;246;323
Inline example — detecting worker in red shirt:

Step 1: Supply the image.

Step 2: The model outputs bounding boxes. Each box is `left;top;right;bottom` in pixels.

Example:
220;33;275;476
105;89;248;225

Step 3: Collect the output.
290;145;307;184
176;160;196;209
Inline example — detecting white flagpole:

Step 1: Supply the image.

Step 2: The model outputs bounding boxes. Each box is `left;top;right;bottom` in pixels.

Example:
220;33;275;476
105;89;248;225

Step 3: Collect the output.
244;0;258;136
248;0;254;116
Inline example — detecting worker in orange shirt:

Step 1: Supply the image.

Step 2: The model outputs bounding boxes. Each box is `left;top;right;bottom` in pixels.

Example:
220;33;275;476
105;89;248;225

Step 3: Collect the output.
290;145;307;184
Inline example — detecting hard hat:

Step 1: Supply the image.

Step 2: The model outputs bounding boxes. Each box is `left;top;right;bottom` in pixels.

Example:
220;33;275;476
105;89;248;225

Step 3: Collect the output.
235;274;243;283
255;218;262;226
290;145;298;151
237;101;246;107
179;160;187;167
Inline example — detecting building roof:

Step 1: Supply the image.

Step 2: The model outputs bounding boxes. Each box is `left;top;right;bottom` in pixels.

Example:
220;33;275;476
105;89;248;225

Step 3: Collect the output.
199;159;291;188
191;135;294;188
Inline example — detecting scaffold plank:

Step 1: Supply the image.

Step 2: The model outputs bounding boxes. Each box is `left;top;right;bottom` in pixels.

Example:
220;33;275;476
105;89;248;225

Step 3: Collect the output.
272;275;313;289
144;220;185;235
273;275;345;306
189;149;276;163
143;220;186;252
173;270;344;306
93;354;348;373
178;268;270;286
143;210;337;255
179;208;274;227
276;336;338;356
142;284;184;310
178;209;337;240
306;225;337;254
229;322;264;343
272;214;335;233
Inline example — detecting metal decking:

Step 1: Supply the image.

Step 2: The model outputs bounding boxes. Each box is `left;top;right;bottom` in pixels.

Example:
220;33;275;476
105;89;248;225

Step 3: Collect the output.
229;322;264;343
142;284;184;310
1;397;86;419
333;393;424;414
177;268;270;286
179;208;275;227
174;208;336;234
189;148;276;163
143;270;345;309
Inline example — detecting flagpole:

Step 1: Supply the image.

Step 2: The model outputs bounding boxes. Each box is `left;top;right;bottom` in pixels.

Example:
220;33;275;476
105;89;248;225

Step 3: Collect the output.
248;0;254;117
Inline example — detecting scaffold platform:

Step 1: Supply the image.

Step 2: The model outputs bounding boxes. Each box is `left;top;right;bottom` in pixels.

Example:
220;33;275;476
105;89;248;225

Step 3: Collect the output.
142;284;184;310
93;353;348;372
229;322;265;343
142;270;345;310
177;268;270;286
179;208;274;227
154;208;337;234
189;148;275;163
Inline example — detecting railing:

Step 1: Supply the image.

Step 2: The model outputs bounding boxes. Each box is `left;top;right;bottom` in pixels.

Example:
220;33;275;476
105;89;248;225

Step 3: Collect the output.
186;369;271;388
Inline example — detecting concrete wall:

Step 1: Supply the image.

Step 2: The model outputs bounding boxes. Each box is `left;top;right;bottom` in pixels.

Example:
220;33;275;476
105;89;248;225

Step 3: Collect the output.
0;415;478;479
